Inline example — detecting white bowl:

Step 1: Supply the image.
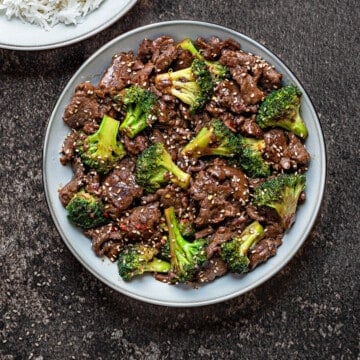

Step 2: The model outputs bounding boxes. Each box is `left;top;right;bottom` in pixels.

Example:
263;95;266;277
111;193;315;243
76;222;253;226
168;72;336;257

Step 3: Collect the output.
0;0;137;50
43;20;326;307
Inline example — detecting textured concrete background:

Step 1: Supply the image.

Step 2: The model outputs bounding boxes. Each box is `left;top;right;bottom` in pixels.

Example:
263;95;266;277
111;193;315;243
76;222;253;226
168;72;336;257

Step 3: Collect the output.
0;0;359;359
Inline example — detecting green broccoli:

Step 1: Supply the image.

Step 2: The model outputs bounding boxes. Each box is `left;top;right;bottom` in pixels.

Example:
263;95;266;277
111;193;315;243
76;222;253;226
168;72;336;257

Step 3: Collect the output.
158;237;171;261
76;114;126;174
177;38;230;81
135;142;191;193
238;136;271;178
241;137;266;153
155;58;213;113
180;119;270;177
221;221;265;274
253;173;306;229
158;217;195;261
164;206;207;283
66;189;108;229
178;218;195;238
256;85;308;139
116;85;158;138
118;244;171;281
181;119;242;158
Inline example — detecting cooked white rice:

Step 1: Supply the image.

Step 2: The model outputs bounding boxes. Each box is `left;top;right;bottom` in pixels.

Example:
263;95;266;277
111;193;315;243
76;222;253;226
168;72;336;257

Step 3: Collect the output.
0;0;105;30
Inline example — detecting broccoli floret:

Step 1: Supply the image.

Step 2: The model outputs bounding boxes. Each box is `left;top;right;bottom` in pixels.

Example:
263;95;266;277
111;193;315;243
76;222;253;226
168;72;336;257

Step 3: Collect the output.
181;119;241;158
181;119;270;177
177;38;230;81
256;85;308;139
158;237;171;261
118;244;171;281
76;114;126;174
253;173;306;229
66;189;108;229
155;58;213;113
135;142;191;193
158;218;195;262
221;221;265;274
116;85;158;138
178;218;195;238
238;136;271;178
164;206;207;283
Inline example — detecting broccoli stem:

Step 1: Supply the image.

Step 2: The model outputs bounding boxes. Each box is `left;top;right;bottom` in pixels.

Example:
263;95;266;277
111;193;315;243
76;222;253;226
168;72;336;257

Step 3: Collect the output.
178;38;201;57
164;206;206;283
155;59;213;113
178;38;229;81
241;137;266;153
159;150;190;189
165;206;185;253
238;221;264;255
221;221;265;274
181;126;214;158
120;105;147;138
143;258;171;273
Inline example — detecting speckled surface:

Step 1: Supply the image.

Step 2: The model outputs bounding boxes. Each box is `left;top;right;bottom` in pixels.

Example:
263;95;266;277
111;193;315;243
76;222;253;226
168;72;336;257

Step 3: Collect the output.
0;1;359;359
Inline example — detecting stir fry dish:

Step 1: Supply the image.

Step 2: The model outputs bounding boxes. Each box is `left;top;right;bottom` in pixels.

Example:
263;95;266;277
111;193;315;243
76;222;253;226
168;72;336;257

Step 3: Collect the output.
58;35;310;285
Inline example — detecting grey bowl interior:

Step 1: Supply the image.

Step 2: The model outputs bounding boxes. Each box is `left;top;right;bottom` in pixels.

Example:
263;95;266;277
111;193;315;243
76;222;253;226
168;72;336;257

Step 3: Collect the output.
43;20;326;307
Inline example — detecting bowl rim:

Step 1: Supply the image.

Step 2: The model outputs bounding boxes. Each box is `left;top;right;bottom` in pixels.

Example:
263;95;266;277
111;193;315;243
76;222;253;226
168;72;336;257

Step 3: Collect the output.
43;20;327;307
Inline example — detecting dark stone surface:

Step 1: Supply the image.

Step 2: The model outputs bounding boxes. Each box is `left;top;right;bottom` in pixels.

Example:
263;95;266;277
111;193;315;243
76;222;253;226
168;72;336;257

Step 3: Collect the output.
0;1;359;359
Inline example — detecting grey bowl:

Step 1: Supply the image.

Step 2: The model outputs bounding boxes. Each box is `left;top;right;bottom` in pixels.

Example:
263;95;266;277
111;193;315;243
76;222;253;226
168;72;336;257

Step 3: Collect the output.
43;20;326;307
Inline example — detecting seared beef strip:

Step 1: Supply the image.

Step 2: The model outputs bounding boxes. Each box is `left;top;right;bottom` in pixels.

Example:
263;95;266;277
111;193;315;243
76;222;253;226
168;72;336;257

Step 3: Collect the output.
212;79;258;114
60;130;79;165
84;171;101;196
197;257;228;283
58;157;85;206
249;235;283;270
99;52;136;90
220;49;282;91
207;158;249;204
194;226;215;240
156;184;190;215
195;36;241;60
123;135;150;155
240;114;264;138
230;65;265;105
206;226;234;259
171;48;194;70
156;94;181;125
99;51;154;92
137;38;154;62
101;158;143;219
264;129;310;171
85;223;124;261
63;82;111;130
117;202;162;242
151;36;178;72
195;195;240;227
284;132;311;166
189;159;248;226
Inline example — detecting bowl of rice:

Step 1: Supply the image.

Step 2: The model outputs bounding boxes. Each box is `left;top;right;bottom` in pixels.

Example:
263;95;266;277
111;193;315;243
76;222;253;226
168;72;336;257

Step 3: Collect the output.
0;0;138;50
